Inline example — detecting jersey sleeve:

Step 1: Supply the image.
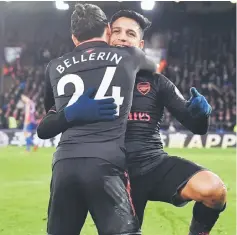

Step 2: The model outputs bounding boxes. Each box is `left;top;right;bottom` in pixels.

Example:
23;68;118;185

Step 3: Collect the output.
127;47;157;73
37;105;70;139
157;74;209;135
44;62;55;113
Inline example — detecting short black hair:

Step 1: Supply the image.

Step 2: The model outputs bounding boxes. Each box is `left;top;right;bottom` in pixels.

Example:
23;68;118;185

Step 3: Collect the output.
71;3;108;42
110;10;151;38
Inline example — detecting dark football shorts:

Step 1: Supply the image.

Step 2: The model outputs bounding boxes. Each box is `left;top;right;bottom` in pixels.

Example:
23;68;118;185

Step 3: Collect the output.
130;155;206;225
47;157;141;235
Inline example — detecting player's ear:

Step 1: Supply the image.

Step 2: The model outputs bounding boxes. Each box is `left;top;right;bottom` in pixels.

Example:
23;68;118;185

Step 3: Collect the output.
72;34;80;47
106;23;111;38
139;40;144;49
103;23;111;43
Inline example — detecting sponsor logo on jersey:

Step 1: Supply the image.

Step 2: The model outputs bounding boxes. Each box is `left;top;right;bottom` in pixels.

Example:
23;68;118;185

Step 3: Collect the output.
128;112;150;121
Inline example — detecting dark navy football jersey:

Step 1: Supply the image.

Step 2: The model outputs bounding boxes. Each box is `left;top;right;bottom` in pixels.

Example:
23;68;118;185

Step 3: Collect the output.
125;71;209;175
40;69;209;172
44;41;156;167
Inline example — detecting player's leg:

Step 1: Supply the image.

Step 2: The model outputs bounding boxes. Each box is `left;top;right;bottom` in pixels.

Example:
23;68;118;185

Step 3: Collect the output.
179;169;226;235
24;123;35;151
30;122;38;151
23;102;32;151
83;158;141;235
25;131;32;151
146;156;226;235
129;175;150;226
47;159;88;235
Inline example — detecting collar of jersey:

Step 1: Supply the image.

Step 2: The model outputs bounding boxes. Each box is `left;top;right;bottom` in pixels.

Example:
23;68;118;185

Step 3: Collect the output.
74;41;109;52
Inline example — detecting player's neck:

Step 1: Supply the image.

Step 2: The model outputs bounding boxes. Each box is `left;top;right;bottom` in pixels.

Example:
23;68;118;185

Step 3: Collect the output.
76;38;107;47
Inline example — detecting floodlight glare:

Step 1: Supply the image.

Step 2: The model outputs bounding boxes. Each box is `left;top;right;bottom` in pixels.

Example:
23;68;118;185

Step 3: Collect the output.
141;1;155;10
55;0;69;10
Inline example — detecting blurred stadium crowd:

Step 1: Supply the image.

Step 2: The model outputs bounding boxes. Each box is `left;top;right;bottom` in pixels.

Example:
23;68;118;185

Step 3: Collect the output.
0;2;236;133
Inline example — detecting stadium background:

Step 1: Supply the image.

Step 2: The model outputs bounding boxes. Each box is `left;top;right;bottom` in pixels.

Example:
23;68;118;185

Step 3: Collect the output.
0;1;236;235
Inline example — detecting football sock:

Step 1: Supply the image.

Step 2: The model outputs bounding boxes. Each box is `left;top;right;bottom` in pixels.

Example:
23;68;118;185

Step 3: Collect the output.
189;202;226;235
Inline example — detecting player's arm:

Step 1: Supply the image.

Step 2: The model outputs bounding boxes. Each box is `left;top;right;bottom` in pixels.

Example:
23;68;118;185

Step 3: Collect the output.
158;74;210;135
44;62;55;113
37;88;117;139
127;47;157;73
37;106;70;139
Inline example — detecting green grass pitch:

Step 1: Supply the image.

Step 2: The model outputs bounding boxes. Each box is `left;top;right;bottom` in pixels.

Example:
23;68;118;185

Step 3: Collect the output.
0;147;235;235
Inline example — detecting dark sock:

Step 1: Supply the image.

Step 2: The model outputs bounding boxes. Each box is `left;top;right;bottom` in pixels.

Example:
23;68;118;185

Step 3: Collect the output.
189;202;226;235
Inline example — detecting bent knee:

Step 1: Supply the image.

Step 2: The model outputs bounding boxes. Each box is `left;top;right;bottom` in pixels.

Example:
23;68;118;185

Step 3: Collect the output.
182;171;227;206
198;172;227;201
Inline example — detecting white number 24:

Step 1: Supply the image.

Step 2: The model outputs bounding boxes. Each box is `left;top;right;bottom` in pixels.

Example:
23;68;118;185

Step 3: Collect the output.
57;67;124;116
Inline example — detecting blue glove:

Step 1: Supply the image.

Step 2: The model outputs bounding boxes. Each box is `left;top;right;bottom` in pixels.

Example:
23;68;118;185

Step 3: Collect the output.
186;87;212;118
64;88;117;123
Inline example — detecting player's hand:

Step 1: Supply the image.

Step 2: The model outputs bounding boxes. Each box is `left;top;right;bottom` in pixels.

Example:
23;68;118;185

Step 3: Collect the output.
186;87;212;118
64;88;117;123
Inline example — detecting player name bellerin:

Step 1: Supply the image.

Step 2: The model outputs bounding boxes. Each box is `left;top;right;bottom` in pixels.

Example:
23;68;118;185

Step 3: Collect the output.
56;52;123;74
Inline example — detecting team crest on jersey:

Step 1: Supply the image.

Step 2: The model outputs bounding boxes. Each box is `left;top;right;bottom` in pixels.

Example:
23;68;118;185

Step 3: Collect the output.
137;82;151;95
